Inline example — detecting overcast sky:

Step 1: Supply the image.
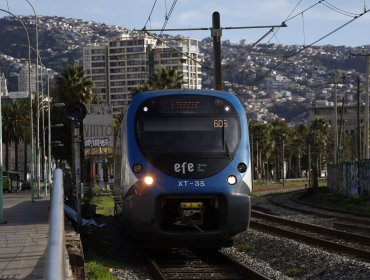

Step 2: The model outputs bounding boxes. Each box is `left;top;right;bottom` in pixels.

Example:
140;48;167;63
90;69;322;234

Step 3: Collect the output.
3;0;370;47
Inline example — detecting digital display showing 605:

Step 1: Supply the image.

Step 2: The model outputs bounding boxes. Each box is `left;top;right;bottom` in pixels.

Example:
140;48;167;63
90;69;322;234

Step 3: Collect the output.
213;120;228;128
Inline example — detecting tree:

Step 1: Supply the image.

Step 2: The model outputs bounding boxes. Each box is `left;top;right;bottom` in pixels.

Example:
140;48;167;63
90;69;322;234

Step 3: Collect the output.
307;118;331;189
248;119;273;180
149;68;183;90
289;124;309;178
2;100;29;173
1;103;11;171
131;68;183;98
53;64;95;104
270;119;292;182
51;64;95;165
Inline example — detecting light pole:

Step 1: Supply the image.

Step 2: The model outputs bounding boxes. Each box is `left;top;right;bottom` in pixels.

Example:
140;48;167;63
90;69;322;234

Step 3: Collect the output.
24;0;40;198
43;124;63;196
46;107;65;194
0;9;33;202
0;68;3;223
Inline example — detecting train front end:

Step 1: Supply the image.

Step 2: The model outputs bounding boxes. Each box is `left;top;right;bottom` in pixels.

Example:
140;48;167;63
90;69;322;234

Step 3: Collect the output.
119;90;252;247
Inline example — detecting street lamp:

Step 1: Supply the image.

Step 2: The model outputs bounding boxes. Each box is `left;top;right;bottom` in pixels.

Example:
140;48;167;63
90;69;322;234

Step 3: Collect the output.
45;112;65;196
23;0;41;199
0;9;33;203
15;44;44;199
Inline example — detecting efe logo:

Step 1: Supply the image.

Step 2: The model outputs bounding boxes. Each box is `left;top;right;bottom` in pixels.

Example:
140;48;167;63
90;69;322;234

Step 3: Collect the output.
174;162;194;174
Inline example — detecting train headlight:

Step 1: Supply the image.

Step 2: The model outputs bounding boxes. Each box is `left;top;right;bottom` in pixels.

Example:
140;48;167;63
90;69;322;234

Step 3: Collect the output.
144;176;154;186
227;175;237;185
133;163;143;173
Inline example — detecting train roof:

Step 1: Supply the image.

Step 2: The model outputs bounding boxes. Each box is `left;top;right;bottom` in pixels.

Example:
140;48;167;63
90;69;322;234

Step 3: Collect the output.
128;89;245;115
135;89;237;97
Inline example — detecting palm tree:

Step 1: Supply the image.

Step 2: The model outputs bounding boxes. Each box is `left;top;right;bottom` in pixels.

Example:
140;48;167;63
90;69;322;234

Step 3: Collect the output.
149;68;183;89
131;68;183;98
53;64;95;104
130;83;152;98
248;119;273;180
2;103;11;171
2;101;29;172
51;64;95;164
307;118;331;189
290;124;309;178
270;119;292;182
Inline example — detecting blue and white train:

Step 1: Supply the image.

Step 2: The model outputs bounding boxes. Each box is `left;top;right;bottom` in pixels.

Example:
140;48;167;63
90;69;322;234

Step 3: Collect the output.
114;89;252;247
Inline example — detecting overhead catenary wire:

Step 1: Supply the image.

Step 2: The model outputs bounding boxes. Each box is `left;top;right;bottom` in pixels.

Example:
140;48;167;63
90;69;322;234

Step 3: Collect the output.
144;23;287;32
144;29;212;71
284;1;325;24
144;0;159;29
257;8;370;84
140;23;287;72
321;1;361;17
268;0;305;44
159;0;178;36
140;0;368;87
222;27;278;71
269;0;362;44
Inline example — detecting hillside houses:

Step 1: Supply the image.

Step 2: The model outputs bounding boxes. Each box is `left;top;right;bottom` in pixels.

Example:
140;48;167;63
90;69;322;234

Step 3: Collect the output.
0;15;369;125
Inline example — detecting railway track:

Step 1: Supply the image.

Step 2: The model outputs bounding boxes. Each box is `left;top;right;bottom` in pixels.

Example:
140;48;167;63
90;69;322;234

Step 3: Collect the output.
251;189;370;261
272;191;370;228
251;210;370;261
253;190;370;235
143;247;270;280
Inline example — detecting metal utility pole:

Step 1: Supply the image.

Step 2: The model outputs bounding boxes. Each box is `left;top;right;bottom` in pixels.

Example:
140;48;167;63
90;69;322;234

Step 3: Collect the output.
282;138;285;187
0;79;3;223
73;122;82;229
333;73;338;164
67;102;87;231
308;144;311;187
357;76;362;160
250;133;254;181
212;11;222;90
367;56;370;159
143;14;286;91
350;52;370;159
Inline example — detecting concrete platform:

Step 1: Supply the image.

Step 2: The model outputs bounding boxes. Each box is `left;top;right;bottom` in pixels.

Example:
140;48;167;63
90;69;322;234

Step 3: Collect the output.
0;190;73;280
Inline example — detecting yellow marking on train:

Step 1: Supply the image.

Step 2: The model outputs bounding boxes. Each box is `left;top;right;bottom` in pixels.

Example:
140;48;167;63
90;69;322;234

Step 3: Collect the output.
180;202;203;209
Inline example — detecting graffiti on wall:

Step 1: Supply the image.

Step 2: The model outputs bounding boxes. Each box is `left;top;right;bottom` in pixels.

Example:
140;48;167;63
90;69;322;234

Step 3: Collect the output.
328;160;370;197
358;161;370;194
345;162;358;197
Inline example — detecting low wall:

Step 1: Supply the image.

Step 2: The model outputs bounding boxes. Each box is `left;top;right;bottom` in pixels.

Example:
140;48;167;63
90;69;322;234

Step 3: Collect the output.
328;160;370;197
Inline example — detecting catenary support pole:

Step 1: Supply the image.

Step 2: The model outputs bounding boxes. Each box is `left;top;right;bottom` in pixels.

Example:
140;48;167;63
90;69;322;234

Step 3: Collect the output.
212;11;222;90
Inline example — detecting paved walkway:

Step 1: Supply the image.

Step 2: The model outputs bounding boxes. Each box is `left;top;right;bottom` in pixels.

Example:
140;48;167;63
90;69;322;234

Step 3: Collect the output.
0;190;50;280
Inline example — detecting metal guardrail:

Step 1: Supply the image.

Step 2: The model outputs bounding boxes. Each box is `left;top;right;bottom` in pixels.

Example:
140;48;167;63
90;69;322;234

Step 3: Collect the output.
46;168;66;280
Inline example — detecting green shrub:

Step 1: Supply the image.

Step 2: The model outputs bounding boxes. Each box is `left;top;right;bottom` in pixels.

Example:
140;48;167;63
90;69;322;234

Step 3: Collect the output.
284;267;304;278
236;243;252;253
85;261;115;280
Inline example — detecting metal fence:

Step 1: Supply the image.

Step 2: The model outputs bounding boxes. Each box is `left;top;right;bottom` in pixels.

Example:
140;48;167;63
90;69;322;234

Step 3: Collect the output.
328;161;370;197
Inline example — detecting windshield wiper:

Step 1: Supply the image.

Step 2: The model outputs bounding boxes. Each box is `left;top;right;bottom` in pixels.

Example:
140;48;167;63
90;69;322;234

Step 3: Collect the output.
222;125;230;158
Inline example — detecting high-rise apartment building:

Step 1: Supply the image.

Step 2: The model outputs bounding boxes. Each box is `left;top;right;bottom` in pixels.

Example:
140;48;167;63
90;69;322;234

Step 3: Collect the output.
83;44;108;102
153;37;202;90
18;63;36;94
0;73;8;96
83;32;203;115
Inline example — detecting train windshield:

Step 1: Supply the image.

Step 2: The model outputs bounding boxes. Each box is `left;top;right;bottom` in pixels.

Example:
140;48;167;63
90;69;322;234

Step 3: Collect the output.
136;116;239;158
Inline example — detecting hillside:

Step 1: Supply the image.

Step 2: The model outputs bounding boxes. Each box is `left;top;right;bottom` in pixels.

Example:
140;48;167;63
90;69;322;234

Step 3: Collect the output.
0;15;369;123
